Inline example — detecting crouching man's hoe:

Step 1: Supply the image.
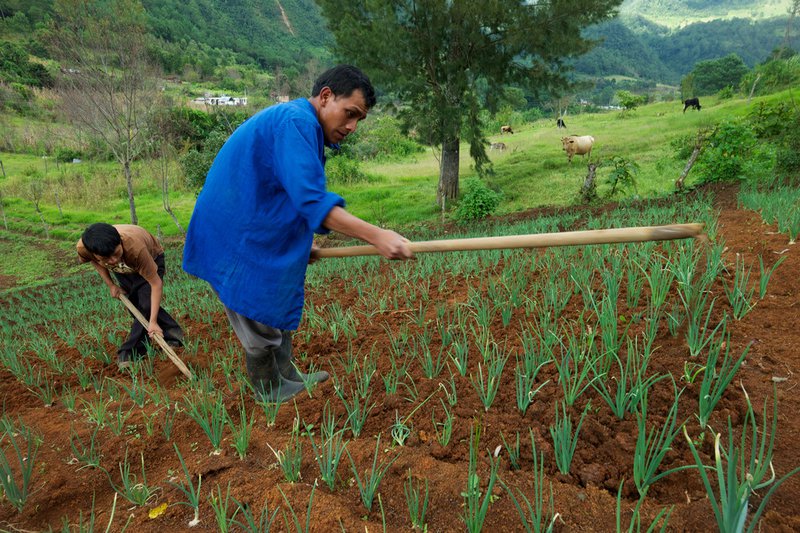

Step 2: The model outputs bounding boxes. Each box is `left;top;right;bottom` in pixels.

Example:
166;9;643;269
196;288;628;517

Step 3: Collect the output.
118;294;193;379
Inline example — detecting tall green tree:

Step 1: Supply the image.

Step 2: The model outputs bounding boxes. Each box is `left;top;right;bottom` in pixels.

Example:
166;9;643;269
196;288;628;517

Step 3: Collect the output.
687;53;749;95
47;0;159;225
316;0;621;205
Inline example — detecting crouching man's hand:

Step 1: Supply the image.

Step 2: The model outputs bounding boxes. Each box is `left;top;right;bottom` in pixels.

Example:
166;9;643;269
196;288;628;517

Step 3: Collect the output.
148;320;163;339
109;285;125;299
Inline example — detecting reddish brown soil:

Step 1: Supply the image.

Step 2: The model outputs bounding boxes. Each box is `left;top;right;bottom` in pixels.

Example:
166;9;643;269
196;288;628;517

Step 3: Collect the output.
1;183;799;532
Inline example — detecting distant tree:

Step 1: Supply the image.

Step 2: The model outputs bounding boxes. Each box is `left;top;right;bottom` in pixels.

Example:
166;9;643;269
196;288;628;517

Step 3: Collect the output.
0;40;53;87
316;0;622;206
615;90;646;112
780;0;800;56
687;53;749;95
47;0;160;225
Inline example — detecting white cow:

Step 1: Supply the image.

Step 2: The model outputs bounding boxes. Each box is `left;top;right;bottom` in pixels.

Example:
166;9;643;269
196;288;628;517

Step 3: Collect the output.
561;135;595;163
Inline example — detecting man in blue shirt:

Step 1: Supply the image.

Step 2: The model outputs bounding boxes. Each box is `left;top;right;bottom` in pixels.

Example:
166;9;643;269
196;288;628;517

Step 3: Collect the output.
183;65;413;402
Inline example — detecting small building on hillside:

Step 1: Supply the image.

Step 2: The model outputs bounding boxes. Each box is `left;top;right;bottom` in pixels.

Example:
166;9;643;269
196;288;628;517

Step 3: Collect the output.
190;94;248;107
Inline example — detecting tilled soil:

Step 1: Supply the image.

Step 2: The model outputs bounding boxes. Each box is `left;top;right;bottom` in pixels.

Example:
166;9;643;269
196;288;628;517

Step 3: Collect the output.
0;183;799;532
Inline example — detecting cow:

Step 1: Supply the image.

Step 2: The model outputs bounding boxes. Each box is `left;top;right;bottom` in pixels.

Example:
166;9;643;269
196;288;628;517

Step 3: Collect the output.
556;118;567;129
683;97;701;113
561;135;595;163
489;142;506;151
500;125;514;134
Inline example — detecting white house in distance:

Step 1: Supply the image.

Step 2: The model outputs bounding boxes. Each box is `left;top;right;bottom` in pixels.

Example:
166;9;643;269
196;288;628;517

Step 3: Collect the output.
191;94;248;107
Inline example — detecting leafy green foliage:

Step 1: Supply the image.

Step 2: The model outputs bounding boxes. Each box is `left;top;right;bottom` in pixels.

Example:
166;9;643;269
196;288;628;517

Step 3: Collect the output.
0;1;54;33
685;53;749;95
0;82;32;114
647;18;798;79
324;154;370;186
0;40;53;87
605;156;639;197
141;0;332;73
317;0;623;202
150;107;247;150
741;54;800;97
179;130;229;190
717;85;734;100
340;114;425;162
694;121;768;184
748;100;800;179
576;15;800;88
455;178;501;223
670;133;696;160
574;19;675;82
54;147;82;163
616;90;647;112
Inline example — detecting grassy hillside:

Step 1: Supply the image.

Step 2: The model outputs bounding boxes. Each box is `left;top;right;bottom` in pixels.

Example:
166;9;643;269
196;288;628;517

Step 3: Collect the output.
621;0;793;28
350;90;780;225
1;89;791;252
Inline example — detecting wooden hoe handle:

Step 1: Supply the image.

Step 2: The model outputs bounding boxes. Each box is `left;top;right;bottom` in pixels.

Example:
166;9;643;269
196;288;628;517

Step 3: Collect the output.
316;223;704;259
118;294;193;379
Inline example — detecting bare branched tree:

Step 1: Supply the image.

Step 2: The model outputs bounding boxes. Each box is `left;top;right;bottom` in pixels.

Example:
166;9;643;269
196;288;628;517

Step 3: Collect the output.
0;187;8;231
48;0;160;225
148;143;185;235
29;179;50;239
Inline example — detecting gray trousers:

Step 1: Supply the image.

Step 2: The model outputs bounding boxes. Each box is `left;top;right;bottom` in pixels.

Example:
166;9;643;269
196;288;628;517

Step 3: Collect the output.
223;305;284;356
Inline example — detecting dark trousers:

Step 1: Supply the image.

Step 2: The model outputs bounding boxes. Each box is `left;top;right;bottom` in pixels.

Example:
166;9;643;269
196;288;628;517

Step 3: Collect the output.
115;254;182;355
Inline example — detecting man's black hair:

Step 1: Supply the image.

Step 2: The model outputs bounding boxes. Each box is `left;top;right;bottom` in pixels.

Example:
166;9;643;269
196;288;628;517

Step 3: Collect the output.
311;65;376;109
82;223;121;257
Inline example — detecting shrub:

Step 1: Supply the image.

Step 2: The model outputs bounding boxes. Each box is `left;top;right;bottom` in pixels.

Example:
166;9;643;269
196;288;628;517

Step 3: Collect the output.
54;148;83;163
747;101;793;139
717;86;734;100
616;90;646;112
747;101;800;181
0;82;30;114
605;156;639;197
179;130;229;189
694;120;770;184
740;56;800;96
454;177;501;222
670;133;696;161
521;107;543;122
325;154;370;185
342;115;424;162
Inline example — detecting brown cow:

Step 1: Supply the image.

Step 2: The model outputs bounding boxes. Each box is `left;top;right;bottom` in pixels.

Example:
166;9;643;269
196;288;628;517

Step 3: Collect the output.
500;125;514;134
561;135;595;163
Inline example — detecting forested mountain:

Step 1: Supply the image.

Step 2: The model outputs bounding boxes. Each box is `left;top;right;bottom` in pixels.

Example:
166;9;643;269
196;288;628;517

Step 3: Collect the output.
0;0;332;72
141;0;331;71
576;15;797;85
0;0;796;86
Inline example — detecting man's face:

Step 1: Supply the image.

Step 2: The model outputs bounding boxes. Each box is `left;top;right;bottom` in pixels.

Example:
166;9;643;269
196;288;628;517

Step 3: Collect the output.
94;244;123;266
317;87;368;144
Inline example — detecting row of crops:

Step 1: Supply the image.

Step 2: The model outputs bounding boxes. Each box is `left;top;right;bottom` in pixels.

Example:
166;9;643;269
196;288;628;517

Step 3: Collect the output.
0;188;797;531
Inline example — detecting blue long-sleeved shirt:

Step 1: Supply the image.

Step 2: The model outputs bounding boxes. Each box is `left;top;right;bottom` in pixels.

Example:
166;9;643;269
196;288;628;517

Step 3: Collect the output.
183;98;344;329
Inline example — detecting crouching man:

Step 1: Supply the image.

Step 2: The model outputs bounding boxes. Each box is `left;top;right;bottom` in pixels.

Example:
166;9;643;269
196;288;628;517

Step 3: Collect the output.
77;223;184;368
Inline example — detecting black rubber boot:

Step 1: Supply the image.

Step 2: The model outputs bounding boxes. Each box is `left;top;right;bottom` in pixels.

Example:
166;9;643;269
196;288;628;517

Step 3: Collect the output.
276;331;329;384
245;347;306;403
